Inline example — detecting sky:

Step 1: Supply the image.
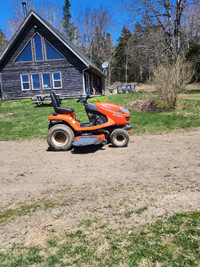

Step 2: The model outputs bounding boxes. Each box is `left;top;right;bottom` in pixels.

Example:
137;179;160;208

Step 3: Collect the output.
0;0;127;43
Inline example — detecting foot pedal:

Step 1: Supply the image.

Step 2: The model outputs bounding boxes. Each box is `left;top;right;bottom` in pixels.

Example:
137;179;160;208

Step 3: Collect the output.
73;136;101;147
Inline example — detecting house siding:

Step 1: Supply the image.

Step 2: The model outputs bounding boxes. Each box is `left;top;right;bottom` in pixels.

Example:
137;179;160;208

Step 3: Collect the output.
0;17;86;100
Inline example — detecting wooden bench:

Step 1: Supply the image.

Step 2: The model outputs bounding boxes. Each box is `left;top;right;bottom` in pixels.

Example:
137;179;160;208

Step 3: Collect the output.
32;94;61;106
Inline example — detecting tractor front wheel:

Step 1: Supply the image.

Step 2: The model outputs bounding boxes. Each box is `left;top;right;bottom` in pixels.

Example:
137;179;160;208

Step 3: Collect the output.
110;129;129;147
47;124;74;151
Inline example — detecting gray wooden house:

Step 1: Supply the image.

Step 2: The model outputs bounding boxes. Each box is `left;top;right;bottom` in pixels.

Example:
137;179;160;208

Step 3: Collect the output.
0;10;105;100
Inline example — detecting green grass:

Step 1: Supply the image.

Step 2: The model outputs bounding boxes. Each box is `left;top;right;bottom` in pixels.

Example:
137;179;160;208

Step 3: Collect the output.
0;200;55;224
0;212;199;266
0;94;200;140
185;89;200;94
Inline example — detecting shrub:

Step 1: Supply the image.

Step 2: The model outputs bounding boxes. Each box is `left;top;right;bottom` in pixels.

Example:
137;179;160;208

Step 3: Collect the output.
87;96;108;103
152;58;194;110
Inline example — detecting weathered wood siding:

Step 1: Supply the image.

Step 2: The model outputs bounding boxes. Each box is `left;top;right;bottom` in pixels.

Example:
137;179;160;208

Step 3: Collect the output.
0;17;86;100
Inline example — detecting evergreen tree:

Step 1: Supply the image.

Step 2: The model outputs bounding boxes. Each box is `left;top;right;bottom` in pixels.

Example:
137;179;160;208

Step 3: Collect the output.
62;0;76;42
0;30;8;53
111;27;133;83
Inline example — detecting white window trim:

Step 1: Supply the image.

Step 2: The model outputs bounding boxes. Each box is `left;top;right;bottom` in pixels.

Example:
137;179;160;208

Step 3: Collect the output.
20;72;62;91
42;73;52;90
52;72;62;89
20;74;31;91
31;74;41;90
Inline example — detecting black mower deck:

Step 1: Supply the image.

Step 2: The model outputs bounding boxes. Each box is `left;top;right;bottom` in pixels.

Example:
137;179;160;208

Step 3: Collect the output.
72;136;101;147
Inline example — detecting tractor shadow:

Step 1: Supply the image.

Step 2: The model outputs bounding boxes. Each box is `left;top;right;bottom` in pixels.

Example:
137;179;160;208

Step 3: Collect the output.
46;144;105;154
71;144;105;154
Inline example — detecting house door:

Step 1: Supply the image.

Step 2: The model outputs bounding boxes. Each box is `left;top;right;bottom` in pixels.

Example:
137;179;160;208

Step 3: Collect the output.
84;72;90;94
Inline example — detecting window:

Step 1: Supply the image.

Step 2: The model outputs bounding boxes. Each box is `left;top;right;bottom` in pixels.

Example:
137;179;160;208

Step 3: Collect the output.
45;40;64;60
42;73;51;89
53;72;62;88
31;74;41;90
16;42;32;62
34;34;43;61
15;33;65;63
20;72;62;91
21;74;30;90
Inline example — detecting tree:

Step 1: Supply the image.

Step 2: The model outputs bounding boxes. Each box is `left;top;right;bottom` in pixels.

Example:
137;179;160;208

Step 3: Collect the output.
39;2;63;31
152;58;194;109
120;0;199;62
0;30;8;53
112;27;133;83
62;0;76;42
5;0;63;40
5;0;35;39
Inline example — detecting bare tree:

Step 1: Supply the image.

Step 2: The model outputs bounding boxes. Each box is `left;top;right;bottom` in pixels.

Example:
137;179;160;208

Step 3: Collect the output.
39;2;63;32
78;6;114;67
120;0;198;62
5;0;63;40
5;0;35;39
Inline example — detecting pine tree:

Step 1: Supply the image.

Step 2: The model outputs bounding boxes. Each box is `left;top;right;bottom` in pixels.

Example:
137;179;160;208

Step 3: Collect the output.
111;27;133;83
62;0;76;42
0;30;8;53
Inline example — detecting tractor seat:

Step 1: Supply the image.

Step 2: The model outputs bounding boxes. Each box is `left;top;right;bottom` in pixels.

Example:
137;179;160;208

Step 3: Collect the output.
50;91;74;114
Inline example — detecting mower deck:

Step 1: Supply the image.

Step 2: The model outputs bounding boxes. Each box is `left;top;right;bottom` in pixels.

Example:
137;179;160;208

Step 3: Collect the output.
72;136;101;147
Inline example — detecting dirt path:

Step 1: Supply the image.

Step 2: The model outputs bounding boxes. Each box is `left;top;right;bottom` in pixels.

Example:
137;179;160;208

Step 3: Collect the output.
0;129;200;249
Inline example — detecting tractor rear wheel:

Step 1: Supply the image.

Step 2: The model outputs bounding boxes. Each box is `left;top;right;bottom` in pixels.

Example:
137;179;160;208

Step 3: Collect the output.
110;129;129;147
47;124;74;151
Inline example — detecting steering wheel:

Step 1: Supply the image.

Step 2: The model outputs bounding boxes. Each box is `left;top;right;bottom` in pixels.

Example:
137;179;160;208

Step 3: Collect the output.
77;94;90;103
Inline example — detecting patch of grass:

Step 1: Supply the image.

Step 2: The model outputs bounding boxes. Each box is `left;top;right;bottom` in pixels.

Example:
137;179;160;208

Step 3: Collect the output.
0;93;200;140
135;206;148;215
47;237;58;247
0;200;55;224
185;89;200;94
0;212;199;266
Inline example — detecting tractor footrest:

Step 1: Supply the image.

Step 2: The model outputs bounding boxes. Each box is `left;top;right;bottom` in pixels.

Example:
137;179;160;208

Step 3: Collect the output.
73;136;101;147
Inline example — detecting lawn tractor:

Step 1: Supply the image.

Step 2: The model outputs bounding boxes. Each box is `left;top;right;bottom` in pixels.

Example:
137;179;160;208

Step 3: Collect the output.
47;91;132;151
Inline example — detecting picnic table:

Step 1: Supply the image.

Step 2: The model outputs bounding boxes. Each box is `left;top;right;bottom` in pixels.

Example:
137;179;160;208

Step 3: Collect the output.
32;94;61;106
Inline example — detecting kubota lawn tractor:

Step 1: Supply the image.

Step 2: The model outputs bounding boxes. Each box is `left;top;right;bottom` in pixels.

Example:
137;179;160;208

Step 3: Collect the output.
47;91;132;151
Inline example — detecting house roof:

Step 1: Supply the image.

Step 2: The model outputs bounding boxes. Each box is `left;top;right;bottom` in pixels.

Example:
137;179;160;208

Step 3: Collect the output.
0;10;105;77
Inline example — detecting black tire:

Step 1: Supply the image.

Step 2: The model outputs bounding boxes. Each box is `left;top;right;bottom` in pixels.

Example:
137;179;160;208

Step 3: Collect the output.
110;129;129;147
47;124;74;151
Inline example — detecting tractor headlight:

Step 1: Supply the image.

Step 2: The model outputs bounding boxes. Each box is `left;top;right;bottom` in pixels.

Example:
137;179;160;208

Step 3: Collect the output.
120;107;129;114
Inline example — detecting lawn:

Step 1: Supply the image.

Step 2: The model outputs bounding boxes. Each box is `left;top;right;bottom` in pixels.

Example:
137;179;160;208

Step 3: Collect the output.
0;212;199;266
0;93;200;141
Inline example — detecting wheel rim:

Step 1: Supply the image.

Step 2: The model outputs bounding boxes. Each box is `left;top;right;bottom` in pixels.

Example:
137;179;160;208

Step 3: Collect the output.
114;133;126;145
52;131;68;146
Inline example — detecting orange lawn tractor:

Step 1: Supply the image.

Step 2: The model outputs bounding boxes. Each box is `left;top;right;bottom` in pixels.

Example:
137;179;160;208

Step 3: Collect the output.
47;91;133;151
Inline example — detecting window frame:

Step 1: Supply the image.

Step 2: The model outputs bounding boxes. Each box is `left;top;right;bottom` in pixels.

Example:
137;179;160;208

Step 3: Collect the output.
14;33;65;63
44;39;65;61
20;72;62;91
15;41;33;63
42;73;52;90
31;73;41;90
52;72;62;89
20;74;31;91
33;33;44;62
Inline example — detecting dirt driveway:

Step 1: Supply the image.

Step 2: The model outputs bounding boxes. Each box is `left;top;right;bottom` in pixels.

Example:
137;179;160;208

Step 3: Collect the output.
0;129;200;249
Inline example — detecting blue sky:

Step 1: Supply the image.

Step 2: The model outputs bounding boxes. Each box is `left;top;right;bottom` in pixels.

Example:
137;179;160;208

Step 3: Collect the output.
0;0;126;43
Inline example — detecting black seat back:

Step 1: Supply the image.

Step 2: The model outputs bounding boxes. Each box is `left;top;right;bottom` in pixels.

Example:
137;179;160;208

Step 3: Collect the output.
50;91;60;110
50;91;74;114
